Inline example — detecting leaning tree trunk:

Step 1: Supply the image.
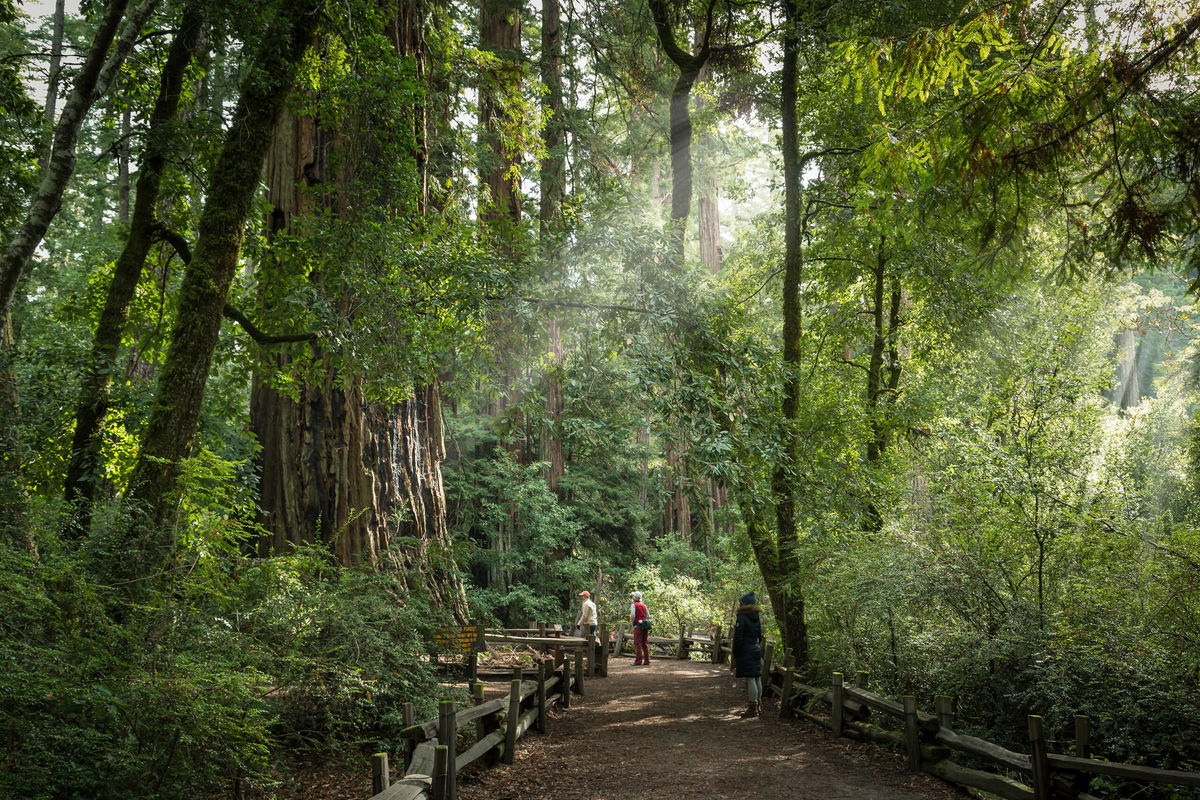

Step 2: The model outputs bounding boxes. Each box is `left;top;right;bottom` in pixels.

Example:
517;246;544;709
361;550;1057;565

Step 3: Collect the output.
0;0;156;550
251;2;467;618
112;0;322;592
63;3;205;538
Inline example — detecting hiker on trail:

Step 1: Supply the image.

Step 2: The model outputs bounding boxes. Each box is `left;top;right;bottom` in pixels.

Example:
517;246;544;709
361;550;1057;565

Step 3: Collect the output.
630;591;651;665
732;591;765;717
575;590;598;637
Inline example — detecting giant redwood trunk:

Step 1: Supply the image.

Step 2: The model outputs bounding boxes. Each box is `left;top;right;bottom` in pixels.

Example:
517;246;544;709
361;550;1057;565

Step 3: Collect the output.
250;6;467;618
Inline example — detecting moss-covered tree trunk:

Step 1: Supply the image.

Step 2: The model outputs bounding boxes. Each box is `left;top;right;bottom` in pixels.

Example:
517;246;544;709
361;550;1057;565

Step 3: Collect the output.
765;0;808;668
63;4;205;538
114;0;322;589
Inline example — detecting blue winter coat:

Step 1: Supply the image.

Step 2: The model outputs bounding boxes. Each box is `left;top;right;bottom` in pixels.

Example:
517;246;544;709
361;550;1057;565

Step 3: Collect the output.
732;593;764;678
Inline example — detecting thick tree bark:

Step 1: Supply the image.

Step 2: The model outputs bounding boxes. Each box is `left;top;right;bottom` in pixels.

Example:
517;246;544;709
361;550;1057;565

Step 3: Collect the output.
251;3;467;619
63;4;205;538
114;0;321;589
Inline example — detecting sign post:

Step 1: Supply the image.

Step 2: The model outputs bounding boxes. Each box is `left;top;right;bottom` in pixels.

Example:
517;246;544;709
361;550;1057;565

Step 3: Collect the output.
434;618;485;681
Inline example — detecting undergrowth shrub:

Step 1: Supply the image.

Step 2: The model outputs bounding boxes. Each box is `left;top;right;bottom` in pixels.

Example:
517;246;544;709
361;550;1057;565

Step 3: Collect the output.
0;542;447;799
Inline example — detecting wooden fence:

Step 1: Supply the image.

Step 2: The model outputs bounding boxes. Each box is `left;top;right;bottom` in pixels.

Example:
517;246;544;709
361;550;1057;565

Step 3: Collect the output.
611;622;732;663
767;655;1200;800
366;625;607;800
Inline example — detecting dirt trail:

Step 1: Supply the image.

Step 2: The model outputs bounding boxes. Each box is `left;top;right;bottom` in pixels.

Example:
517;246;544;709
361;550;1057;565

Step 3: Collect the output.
457;658;966;800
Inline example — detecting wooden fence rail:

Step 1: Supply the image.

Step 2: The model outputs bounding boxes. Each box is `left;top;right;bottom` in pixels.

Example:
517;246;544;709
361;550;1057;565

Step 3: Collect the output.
766;656;1200;800
367;624;617;800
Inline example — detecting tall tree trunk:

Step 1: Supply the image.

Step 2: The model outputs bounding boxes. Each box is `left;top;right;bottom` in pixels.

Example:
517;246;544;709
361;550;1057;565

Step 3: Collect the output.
117;106;131;223
63;4;205;538
112;0;321;591
765;0;808;667
863;241;903;531
479;0;522;247
694;61;721;273
251;2;467;618
540;0;565;494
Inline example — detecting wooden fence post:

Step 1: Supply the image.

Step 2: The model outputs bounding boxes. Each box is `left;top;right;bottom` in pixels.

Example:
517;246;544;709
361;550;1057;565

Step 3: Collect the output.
473;681;501;767
711;626;720;663
586;631;595;678
902;696;921;772
761;642;773;697
1028;715;1051;800
402;702;415;769
503;668;522;765
831;672;844;738
935;695;953;730
855;670;869;688
536;660;548;733
372;752;389;796
438;700;457;800
432;744;449;800
779;655;795;719
574;645;585;695
1075;715;1091;759
678;624;687;660
598;622;609;676
561;654;573;707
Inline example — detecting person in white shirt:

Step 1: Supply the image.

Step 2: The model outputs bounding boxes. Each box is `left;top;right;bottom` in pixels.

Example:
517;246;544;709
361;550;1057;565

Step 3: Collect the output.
575;590;598;637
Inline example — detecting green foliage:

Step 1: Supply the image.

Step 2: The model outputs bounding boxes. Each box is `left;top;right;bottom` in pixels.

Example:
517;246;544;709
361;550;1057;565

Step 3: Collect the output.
0;542;446;800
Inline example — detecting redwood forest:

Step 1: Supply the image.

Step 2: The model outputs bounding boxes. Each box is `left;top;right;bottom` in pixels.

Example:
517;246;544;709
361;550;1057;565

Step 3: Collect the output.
1;0;1200;797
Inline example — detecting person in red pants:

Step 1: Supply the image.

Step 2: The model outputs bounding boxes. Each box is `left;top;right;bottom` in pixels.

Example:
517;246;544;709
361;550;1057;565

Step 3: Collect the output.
630;591;651;665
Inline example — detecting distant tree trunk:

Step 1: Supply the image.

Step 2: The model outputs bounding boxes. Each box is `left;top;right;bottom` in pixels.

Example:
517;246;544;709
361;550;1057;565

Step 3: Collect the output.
694;61;721;273
540;0;565;494
44;0;66;128
863;241;903;531
648;0;712;264
117;106;131;223
251;2;467;618
112;0;321;591
62;4;205;538
0;0;158;319
479;0;522;247
1115;329;1140;410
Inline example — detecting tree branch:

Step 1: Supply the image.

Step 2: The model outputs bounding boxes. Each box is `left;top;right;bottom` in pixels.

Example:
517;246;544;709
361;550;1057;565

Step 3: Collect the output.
151;223;318;345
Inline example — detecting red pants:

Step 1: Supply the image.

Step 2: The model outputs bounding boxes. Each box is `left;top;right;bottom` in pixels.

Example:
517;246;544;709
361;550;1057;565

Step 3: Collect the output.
633;626;650;664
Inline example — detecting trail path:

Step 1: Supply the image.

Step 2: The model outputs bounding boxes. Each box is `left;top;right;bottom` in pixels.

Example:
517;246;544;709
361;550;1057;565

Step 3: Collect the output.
458;658;966;800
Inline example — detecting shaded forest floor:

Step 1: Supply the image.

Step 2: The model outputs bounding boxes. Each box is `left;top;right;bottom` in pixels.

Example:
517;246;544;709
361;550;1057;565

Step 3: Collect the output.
455;658;967;800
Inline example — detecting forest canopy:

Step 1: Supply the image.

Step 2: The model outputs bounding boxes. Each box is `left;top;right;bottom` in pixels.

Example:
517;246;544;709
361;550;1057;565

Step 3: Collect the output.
0;0;1199;797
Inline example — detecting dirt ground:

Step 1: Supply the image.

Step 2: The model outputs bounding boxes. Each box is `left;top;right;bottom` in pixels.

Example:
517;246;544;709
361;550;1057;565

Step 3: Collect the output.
456;658;969;800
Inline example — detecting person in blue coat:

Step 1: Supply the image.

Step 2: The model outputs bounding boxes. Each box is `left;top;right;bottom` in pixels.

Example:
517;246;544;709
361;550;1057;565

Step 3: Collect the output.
732;591;765;717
